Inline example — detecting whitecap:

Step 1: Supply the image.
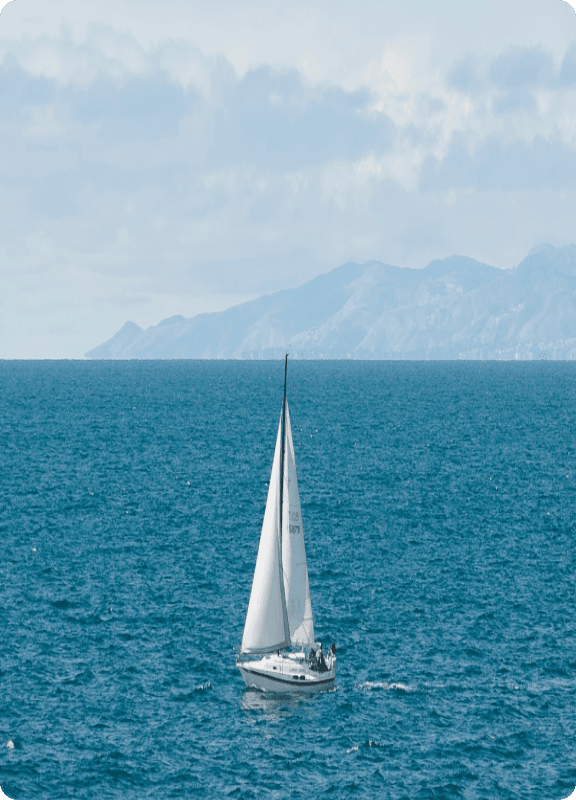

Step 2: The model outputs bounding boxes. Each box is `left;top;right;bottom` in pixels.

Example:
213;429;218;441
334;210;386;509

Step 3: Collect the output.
5;740;14;750
346;740;382;754
358;681;413;692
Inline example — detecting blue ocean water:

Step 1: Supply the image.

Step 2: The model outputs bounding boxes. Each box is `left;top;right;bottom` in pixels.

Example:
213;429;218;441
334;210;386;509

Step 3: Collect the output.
1;360;575;799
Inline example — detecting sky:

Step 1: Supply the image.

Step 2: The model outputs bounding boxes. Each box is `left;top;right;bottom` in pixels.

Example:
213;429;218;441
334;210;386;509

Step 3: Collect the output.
0;0;575;357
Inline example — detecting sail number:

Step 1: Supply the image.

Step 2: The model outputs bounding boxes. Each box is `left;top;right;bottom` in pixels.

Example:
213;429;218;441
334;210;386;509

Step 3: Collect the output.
289;511;300;534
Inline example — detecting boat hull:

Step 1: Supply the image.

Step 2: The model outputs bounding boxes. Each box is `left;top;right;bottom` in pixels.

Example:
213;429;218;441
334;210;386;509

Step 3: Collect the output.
238;652;335;693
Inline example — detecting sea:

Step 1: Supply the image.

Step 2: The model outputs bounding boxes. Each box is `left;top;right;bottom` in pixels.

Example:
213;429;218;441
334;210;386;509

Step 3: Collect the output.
1;360;575;800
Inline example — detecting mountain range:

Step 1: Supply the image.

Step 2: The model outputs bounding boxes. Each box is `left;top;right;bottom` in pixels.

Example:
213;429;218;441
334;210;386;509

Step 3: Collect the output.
86;244;576;360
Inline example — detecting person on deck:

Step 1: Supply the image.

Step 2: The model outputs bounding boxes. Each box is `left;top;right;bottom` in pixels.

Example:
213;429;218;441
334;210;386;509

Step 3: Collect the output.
329;643;336;666
308;648;317;669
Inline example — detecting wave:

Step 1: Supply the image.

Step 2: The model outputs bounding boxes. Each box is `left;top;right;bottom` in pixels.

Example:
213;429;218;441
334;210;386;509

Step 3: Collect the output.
357;680;413;692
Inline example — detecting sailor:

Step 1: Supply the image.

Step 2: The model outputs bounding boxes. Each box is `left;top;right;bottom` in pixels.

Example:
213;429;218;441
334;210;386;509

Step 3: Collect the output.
317;643;327;672
326;643;335;668
308;648;317;669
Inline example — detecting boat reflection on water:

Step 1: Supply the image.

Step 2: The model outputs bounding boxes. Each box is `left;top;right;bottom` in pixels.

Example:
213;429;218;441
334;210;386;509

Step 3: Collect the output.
240;687;315;717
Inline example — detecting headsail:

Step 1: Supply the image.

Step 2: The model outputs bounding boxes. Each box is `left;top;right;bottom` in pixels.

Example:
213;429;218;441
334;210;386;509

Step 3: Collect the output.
241;415;291;654
281;401;316;648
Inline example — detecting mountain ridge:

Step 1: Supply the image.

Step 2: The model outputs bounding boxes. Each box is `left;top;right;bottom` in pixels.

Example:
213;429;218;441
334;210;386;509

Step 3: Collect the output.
86;244;576;360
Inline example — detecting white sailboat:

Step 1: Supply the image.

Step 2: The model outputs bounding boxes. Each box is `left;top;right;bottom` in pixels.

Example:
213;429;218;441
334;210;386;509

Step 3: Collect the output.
237;355;336;693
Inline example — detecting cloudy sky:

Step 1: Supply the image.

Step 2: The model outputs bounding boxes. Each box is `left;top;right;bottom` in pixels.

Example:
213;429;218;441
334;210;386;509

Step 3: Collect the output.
1;0;575;357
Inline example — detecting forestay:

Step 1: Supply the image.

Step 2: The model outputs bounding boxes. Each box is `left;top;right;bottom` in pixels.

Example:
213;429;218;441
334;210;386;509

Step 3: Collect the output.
241;416;291;654
282;402;316;648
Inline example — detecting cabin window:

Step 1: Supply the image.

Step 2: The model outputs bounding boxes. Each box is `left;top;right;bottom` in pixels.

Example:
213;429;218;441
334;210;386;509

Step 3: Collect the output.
272;667;276;670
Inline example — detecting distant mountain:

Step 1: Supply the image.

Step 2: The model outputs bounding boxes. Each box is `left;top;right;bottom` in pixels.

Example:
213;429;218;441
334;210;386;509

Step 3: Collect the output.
88;320;143;359
85;244;576;360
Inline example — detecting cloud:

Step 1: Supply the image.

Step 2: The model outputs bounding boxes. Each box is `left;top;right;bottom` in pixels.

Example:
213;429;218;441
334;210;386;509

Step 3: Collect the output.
447;57;481;94
210;68;395;171
492;88;538;114
421;133;576;192
489;47;554;89
0;29;395;165
558;40;576;84
72;71;198;142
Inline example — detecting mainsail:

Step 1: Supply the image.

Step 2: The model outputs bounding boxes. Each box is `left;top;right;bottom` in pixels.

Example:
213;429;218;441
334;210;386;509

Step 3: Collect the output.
241;415;291;654
282;402;315;648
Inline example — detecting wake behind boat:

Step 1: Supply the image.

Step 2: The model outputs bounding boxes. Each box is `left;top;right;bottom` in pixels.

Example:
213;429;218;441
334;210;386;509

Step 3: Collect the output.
237;356;336;693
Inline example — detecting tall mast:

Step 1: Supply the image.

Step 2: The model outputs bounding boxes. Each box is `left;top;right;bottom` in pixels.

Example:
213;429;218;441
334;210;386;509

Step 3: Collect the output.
277;353;290;647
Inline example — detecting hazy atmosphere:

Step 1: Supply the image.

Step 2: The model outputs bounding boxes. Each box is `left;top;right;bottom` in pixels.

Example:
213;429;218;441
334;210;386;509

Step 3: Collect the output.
1;0;576;358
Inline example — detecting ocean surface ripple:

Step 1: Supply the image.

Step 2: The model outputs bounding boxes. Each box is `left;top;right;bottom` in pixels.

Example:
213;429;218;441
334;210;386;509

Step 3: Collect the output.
1;360;575;799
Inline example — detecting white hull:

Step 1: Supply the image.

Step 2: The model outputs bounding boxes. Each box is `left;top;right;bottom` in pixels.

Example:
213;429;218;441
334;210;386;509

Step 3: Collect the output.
238;652;335;693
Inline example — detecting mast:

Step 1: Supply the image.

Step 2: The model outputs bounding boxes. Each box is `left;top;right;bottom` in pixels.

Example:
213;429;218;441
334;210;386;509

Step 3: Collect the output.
277;353;290;648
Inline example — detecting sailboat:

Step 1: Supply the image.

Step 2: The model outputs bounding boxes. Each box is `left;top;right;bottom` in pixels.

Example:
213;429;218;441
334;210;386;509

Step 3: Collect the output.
237;355;336;692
